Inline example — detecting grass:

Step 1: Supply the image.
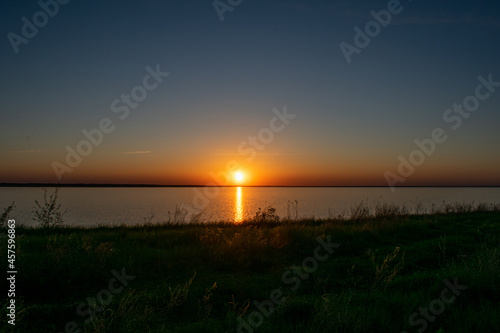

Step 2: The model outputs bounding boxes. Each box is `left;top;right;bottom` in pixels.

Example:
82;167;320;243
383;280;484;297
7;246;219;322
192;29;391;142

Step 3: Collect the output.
0;202;499;332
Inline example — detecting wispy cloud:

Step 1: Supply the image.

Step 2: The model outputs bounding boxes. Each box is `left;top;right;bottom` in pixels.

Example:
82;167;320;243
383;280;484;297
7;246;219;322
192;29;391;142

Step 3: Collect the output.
284;0;500;28
17;150;46;153
276;0;360;18
392;15;500;27
120;150;152;154
212;153;291;156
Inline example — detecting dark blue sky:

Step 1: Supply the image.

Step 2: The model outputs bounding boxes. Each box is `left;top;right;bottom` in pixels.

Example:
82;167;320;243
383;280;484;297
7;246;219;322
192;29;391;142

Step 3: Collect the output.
1;0;499;185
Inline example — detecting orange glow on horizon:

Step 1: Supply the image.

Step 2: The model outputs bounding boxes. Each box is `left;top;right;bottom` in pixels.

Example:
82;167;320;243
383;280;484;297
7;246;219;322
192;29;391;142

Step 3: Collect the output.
2;150;499;186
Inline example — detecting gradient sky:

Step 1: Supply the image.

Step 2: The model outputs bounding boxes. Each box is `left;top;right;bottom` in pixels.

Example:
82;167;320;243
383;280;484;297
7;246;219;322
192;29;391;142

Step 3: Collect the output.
1;0;499;186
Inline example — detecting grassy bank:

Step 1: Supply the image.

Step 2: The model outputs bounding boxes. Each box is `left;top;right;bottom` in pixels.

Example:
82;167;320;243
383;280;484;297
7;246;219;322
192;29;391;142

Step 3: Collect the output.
1;208;499;332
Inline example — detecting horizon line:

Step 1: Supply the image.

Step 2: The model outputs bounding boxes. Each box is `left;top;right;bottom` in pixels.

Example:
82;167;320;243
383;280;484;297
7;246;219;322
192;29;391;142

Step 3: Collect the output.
1;183;499;188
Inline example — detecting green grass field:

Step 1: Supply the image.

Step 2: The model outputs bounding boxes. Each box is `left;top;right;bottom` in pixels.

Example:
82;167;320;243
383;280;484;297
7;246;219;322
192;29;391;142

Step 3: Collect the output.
1;206;499;333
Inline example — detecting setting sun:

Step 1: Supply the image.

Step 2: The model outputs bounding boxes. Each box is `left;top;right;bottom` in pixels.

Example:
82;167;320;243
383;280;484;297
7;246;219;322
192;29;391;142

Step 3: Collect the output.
234;171;245;183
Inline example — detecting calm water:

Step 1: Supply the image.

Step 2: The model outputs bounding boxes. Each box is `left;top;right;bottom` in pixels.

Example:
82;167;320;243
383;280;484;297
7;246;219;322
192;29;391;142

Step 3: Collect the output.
1;187;499;227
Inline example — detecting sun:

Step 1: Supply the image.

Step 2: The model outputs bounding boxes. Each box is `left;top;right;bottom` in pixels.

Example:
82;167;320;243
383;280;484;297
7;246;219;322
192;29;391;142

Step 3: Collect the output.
234;171;245;183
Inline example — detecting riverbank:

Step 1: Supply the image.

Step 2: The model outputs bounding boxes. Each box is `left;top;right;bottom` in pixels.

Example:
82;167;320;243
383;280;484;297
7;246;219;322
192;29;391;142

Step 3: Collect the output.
1;210;499;332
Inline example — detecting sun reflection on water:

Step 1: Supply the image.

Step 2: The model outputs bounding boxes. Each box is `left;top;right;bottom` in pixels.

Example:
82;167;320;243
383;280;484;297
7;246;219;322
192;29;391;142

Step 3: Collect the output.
235;186;243;223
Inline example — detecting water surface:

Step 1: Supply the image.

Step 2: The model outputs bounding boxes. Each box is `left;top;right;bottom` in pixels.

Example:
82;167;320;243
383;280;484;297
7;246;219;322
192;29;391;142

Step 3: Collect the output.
1;187;499;227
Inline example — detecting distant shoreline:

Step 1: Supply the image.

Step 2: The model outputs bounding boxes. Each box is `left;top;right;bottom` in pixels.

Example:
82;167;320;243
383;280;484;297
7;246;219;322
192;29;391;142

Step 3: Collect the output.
1;183;499;188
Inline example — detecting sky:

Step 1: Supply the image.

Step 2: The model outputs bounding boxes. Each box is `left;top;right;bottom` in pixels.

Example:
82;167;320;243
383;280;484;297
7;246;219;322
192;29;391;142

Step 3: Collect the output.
1;0;499;186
